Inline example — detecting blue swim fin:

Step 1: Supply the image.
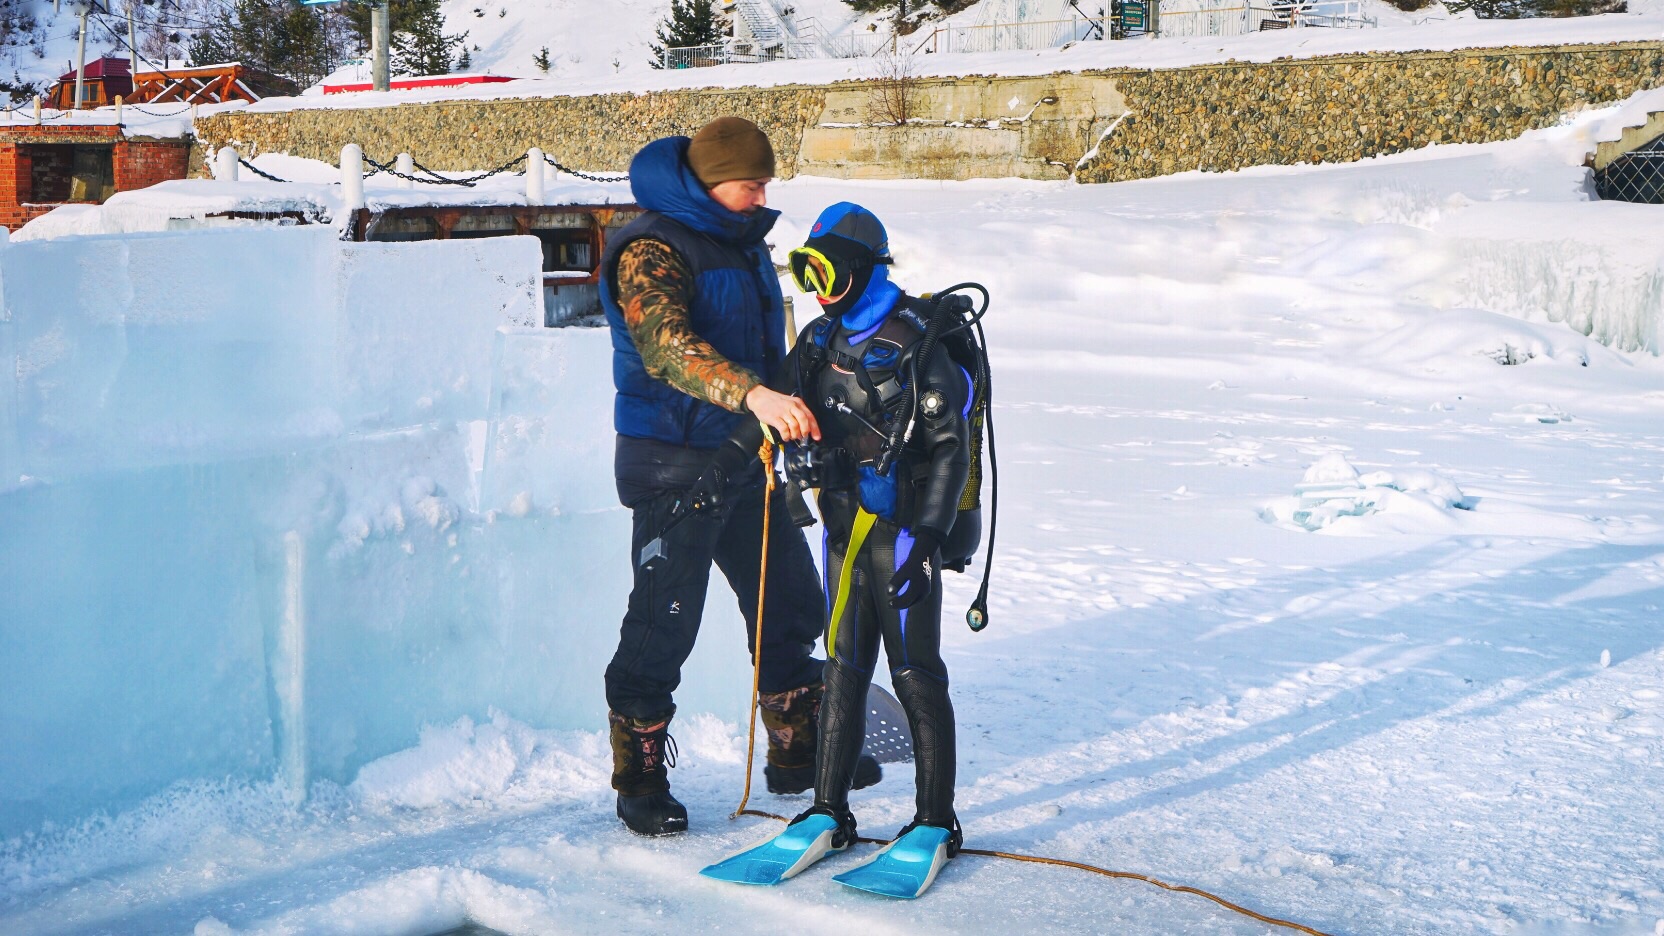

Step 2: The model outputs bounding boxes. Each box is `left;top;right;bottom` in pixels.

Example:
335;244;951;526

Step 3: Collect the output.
699;813;847;886
832;824;955;899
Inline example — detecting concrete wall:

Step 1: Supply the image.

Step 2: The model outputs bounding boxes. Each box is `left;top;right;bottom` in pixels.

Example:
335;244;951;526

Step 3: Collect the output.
191;39;1664;185
798;73;1124;181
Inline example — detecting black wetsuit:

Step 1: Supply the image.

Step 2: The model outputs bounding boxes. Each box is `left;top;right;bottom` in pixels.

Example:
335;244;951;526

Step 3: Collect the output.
793;300;973;830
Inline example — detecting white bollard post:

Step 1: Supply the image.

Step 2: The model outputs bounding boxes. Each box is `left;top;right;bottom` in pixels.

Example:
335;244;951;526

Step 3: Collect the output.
191;103;199;123
341;144;365;212
114;94;122;126
526;147;545;204
395;152;414;190
216;145;240;181
33;95;41;125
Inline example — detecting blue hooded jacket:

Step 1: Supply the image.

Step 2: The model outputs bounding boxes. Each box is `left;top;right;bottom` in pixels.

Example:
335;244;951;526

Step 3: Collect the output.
600;136;787;450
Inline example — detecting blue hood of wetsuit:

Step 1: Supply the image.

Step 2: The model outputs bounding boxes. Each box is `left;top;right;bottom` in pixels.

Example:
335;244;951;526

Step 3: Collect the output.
802;201;902;336
839;263;903;338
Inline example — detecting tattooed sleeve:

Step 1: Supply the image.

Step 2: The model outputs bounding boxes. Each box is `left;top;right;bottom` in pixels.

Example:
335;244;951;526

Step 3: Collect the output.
616;238;762;413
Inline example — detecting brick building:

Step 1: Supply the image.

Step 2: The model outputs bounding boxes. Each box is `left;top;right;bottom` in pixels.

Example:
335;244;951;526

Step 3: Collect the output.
0;124;191;231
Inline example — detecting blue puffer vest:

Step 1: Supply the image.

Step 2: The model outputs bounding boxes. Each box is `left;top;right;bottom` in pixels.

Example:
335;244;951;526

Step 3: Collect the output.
601;136;786;450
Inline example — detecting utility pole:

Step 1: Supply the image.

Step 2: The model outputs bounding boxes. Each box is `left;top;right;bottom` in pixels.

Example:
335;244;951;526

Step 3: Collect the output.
299;0;390;90
127;0;137;67
73;3;89;108
371;1;390;92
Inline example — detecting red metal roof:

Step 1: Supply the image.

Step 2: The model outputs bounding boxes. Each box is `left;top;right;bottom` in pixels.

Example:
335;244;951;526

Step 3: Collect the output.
323;73;515;95
57;55;132;82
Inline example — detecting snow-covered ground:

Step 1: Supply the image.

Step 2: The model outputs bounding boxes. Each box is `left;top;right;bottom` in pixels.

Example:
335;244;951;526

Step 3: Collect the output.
7;0;1663;117
4;92;1664;935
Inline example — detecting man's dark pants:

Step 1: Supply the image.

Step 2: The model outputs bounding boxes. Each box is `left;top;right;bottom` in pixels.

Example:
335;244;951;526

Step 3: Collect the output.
605;480;825;720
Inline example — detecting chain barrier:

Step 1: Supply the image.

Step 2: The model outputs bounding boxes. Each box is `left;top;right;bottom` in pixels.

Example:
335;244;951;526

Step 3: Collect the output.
236;157;290;183
413;152;529;186
128;104;194;118
18;108;75;121
360;152;525;187
197;149;627;189
541;154;630;183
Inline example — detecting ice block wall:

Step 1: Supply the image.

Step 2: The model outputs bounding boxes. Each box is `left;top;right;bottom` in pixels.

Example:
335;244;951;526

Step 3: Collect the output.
0;227;754;837
1433;201;1664;355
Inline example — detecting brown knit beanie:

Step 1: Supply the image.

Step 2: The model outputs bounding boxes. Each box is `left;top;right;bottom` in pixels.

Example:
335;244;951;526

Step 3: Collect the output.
686;116;776;186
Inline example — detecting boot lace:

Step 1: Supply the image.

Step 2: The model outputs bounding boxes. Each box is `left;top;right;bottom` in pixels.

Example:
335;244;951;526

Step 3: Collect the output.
635;726;678;772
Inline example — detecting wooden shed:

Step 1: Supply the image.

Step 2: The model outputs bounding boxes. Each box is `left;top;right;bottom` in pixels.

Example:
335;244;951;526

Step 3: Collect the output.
47;56;133;110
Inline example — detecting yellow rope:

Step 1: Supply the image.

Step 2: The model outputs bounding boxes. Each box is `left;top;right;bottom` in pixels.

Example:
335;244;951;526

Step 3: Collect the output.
731;439;776;821
718;444;1331;935
732;811;1331;935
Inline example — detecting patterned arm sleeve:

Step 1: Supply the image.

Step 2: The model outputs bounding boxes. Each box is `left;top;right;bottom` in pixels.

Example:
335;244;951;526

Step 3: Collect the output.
616;238;762;413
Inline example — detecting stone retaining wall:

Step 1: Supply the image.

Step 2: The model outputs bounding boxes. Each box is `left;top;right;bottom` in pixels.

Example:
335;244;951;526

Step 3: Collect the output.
1078;41;1664;183
193;40;1664;185
198;86;827;178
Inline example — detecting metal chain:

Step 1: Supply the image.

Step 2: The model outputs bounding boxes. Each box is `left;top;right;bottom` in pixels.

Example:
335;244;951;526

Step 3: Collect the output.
128;104;193;118
412;152;530;186
361;155;459;186
236;157;289;183
541;153;630;183
361;152;527;187
178;149;625;189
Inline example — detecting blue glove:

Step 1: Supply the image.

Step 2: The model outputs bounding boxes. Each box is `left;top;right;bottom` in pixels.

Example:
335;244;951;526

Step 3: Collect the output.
887;529;943;610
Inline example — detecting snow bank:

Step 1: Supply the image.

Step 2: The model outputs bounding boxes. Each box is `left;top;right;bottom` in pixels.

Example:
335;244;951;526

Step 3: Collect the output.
12;170;632;242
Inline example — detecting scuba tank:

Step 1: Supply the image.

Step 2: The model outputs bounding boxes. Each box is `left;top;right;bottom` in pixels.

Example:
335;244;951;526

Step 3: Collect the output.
875;283;998;632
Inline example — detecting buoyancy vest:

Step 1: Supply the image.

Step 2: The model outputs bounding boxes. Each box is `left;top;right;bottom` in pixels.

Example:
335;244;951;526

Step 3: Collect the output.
799;295;986;570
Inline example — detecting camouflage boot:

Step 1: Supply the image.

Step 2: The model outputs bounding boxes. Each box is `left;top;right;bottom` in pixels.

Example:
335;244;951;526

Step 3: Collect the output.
609;708;688;836
759;682;882;796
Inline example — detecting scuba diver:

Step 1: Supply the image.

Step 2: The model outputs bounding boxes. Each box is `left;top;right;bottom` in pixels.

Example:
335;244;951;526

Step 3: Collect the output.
693;201;991;895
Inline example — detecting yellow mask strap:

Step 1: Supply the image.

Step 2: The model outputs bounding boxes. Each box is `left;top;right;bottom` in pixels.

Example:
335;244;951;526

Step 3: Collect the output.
788;246;837;299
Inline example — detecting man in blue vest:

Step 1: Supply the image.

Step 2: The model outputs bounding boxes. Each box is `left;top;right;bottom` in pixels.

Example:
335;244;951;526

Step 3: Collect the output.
599;117;879;836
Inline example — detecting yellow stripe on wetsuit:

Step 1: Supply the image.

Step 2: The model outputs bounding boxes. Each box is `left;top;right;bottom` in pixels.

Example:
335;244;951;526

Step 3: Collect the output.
825;508;878;654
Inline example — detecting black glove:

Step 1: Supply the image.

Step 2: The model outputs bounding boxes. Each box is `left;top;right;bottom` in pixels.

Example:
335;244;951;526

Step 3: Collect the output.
887;528;943;610
690;438;754;511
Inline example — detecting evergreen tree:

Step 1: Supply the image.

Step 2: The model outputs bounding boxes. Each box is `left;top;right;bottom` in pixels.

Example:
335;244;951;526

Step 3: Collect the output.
1;69;42;106
187;0;344;86
1444;0;1622;13
344;0;466;77
649;0;724;68
533;46;552;73
0;1;39;60
842;0;920;20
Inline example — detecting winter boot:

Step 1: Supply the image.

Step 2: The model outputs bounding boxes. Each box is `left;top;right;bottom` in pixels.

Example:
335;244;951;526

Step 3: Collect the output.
759;682;881;796
609;708;688;836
